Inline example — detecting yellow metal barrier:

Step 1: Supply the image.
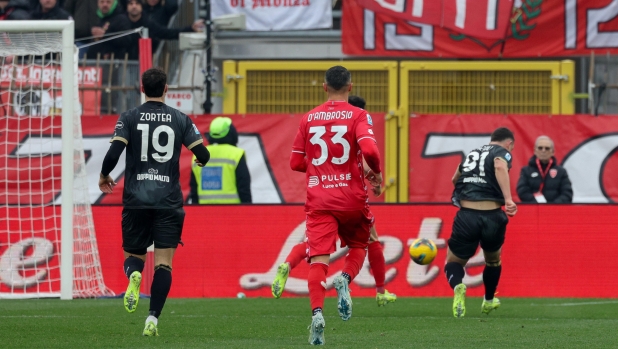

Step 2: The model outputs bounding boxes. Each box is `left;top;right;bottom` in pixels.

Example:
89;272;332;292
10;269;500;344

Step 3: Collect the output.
560;60;575;115
398;60;575;202
224;60;576;203
222;60;238;114
232;61;400;202
400;61;575;115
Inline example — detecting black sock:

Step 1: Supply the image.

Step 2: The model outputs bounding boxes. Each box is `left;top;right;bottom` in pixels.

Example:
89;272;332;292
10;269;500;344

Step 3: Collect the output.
444;262;465;289
312;307;322;316
149;265;172;318
483;265;502;300
341;272;351;284
123;256;145;279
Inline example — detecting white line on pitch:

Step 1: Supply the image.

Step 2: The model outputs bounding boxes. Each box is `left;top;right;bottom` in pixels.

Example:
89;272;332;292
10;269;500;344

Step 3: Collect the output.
530;300;618;306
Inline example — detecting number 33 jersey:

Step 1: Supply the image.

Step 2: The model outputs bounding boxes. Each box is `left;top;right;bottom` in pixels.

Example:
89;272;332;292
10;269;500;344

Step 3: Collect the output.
292;100;376;211
111;101;203;208
453;144;512;206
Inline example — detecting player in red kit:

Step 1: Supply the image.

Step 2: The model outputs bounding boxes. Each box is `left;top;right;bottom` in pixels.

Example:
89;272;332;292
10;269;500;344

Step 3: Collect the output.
271;95;396;308
289;66;383;345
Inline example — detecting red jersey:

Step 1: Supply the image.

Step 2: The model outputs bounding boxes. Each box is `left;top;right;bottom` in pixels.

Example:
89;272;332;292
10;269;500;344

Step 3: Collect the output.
291;100;381;211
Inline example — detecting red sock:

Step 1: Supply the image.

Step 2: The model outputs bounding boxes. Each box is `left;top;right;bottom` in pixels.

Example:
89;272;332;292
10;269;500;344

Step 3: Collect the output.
342;248;367;282
308;262;328;312
285;242;308;269
367;242;386;293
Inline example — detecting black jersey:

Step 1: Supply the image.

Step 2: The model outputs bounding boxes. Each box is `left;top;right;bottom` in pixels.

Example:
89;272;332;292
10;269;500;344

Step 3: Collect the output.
452;144;512;207
111;101;203;208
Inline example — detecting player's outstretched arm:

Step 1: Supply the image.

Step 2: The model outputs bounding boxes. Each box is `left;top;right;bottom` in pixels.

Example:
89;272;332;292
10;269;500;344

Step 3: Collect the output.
99;140;126;193
495;158;517;217
191;144;210;167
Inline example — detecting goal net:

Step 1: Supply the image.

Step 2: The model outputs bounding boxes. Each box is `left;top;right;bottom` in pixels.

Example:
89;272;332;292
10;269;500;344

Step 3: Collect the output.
0;21;113;299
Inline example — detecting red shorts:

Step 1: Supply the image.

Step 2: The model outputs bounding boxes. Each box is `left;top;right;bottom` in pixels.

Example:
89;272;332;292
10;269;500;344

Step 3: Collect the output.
305;208;374;259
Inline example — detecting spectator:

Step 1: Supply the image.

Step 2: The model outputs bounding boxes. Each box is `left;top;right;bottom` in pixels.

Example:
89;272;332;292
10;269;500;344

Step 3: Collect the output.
142;0;177;26
125;0;203;60
64;0;98;40
0;0;31;20
32;0;71;20
517;135;573;203
30;0;62;11
190;117;252;204
89;0;132;59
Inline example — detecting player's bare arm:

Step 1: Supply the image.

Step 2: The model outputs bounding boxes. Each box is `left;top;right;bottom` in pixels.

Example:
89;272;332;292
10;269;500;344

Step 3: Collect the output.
358;138;382;187
495;157;517;217
99;140;126;193
452;166;461;186
363;158;384;196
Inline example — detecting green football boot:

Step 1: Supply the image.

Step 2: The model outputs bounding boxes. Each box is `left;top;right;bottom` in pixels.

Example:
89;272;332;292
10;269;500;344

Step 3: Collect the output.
376;290;397;307
453;283;467;318
481;297;501;315
142;320;159;336
124;271;142;313
271;262;290;299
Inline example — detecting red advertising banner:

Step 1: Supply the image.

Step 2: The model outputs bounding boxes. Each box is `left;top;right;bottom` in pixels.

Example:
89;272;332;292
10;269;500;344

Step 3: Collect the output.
354;0;513;39
0;114;385;205
408;114;618;203
0;65;101;116
2;205;616;297
343;0;618;58
83;204;618;298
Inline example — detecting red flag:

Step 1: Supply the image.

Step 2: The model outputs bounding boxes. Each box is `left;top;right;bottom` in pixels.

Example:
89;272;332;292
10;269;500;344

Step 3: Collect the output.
353;0;513;39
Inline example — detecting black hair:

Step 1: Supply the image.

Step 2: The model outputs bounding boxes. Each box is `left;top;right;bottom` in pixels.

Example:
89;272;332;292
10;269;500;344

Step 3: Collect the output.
348;95;366;109
141;67;166;98
490;127;515;142
205;124;238;146
324;65;351;91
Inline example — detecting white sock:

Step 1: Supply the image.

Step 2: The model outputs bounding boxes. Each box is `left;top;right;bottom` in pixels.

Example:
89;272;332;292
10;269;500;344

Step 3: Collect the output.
146;315;158;326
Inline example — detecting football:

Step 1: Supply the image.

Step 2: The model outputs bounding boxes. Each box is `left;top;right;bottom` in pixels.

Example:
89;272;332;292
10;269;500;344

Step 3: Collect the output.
409;238;438;265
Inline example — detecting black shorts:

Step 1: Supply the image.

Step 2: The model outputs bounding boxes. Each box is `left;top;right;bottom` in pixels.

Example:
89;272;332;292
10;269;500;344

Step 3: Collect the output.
122;208;185;254
448;207;508;260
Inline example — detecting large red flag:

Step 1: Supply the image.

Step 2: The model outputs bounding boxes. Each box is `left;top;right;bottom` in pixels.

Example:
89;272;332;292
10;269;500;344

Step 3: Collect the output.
354;0;513;39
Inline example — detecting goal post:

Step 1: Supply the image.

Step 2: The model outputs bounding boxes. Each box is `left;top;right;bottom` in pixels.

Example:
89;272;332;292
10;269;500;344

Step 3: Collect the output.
0;21;113;299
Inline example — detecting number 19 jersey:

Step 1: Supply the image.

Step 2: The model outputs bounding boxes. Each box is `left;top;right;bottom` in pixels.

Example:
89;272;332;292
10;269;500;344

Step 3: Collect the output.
452;144;512;206
292;100;376;211
112;101;203;208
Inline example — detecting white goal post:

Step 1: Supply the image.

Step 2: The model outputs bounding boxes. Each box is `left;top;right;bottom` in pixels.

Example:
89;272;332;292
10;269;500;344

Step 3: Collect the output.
0;21;113;299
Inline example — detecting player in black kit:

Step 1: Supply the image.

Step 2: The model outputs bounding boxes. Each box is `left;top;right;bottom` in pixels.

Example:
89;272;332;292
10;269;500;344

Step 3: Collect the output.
98;68;210;336
445;127;517;318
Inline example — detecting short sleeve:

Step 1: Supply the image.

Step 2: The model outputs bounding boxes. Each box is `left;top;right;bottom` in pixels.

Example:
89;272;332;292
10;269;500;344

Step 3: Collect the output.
110;112;130;144
182;114;203;150
354;111;377;144
494;147;513;170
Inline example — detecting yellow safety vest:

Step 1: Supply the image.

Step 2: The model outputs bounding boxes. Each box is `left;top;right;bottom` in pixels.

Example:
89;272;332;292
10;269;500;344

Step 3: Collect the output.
192;144;245;204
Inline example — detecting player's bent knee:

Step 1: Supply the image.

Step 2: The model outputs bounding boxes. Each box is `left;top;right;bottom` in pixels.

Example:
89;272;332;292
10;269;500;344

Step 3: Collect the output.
486;260;501;267
154;264;172;272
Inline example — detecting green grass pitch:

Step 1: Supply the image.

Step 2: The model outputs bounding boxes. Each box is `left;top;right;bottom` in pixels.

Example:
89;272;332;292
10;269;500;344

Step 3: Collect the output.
1;297;618;348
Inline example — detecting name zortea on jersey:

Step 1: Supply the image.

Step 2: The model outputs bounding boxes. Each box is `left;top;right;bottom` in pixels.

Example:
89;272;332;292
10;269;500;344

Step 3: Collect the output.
307;111;354;122
140;113;172;122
